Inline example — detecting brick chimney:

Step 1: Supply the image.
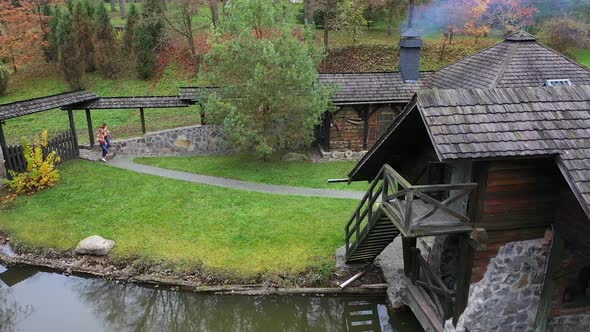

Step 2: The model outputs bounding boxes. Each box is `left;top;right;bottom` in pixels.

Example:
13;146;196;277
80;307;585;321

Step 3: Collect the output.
399;2;422;82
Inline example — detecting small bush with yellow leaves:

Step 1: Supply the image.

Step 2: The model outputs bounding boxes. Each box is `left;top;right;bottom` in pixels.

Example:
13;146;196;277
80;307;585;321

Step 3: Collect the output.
5;131;61;195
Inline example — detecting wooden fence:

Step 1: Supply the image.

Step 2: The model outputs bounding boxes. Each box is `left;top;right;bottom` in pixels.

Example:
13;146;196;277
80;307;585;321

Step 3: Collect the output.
3;131;78;176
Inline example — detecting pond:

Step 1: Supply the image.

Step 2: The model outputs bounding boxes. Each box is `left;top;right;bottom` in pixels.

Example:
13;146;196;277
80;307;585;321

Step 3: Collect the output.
0;264;422;332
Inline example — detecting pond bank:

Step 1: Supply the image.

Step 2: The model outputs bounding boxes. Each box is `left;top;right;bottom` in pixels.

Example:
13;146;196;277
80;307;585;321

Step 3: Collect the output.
0;236;388;295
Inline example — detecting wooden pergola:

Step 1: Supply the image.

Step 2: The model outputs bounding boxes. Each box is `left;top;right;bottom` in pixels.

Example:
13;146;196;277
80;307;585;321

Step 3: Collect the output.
0;91;98;176
62;96;191;147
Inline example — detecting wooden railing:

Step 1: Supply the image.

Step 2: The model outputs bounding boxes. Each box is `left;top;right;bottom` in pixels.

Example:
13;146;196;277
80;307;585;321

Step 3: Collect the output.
345;164;477;257
410;246;455;321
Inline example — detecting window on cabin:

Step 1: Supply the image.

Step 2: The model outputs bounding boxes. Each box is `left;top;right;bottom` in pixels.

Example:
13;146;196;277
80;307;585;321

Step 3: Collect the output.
562;266;590;308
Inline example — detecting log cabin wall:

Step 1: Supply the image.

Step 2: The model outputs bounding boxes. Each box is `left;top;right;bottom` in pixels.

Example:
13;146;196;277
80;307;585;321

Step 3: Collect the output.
469;159;561;282
328;104;405;152
329;106;365;151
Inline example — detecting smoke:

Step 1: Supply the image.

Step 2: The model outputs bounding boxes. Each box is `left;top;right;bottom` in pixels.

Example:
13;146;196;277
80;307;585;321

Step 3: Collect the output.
404;0;590;37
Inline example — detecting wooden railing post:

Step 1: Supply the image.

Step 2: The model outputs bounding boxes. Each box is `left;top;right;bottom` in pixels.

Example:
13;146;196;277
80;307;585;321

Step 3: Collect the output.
402;236;417;277
411;247;420;283
454;234;474;326
405;190;414;231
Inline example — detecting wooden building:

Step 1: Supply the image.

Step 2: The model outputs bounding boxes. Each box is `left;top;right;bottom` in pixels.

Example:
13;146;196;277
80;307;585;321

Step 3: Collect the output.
316;72;427;152
342;85;590;331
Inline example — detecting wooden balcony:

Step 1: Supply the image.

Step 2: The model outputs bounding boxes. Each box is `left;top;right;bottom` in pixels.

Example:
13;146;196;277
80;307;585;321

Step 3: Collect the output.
345;165;477;262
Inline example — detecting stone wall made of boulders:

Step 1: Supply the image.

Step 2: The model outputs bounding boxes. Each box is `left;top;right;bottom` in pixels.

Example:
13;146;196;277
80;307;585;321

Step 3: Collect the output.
445;238;548;332
108;125;230;157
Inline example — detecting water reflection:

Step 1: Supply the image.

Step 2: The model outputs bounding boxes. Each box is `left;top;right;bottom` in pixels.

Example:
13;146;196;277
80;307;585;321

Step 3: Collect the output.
0;265;422;332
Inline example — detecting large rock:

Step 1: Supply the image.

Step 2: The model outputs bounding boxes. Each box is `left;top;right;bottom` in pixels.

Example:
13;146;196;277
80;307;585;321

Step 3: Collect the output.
75;235;115;256
281;152;309;162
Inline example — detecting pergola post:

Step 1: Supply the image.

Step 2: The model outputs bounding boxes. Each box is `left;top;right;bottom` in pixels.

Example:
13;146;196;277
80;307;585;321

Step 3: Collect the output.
139;108;146;134
0;121;10;179
67;110;79;156
85;109;94;147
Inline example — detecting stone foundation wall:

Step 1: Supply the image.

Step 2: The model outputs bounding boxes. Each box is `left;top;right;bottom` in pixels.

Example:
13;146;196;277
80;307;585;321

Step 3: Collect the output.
548;313;590;331
106;125;230;156
445;238;548;332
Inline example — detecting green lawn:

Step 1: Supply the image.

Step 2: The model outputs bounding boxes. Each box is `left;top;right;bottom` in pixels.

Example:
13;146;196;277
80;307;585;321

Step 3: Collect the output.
0;160;356;279
573;48;590;68
134;155;368;191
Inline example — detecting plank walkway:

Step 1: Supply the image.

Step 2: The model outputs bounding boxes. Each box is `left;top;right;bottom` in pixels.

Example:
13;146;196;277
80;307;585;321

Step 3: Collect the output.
108;157;365;200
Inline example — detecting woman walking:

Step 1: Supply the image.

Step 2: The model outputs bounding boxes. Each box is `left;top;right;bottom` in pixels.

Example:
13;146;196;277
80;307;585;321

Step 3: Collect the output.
97;123;110;162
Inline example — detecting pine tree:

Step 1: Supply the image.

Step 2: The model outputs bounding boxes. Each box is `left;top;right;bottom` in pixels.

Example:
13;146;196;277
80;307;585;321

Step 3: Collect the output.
58;13;84;89
123;4;139;53
72;1;96;72
46;6;61;62
136;0;163;79
94;4;118;77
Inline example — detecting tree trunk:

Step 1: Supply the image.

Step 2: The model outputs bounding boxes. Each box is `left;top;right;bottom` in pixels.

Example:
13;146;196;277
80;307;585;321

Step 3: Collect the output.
387;5;393;36
304;0;314;25
110;0;116;12
210;0;219;28
119;0;126;17
323;0;330;49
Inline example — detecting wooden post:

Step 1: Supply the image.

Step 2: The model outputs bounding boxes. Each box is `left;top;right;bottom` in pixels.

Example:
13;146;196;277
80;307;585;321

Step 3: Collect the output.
453;234;475;326
402;236;417;277
535;229;564;332
363;106;370;150
140;108;146;134
0;121;10;179
67;110;79;157
85;109;94;148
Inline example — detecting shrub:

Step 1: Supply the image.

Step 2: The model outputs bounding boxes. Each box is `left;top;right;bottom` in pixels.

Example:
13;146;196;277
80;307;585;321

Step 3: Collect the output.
540;18;590;58
0;66;9;96
5;131;61;195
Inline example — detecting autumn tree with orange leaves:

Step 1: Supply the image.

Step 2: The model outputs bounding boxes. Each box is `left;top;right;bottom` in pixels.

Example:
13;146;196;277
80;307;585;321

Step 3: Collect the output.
0;1;48;72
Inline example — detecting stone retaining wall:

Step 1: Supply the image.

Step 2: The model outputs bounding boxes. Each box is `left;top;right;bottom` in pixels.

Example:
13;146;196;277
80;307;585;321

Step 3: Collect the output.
106;125;230;157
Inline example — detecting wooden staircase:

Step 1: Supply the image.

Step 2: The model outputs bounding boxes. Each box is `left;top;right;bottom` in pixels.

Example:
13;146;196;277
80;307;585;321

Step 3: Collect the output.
346;208;400;263
345;164;477;263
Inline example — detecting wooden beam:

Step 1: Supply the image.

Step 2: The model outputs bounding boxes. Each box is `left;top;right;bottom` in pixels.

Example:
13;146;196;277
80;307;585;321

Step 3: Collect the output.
535;228;565;332
67;110;79;156
0;121;10;179
402;236;417;277
140;108;146;134
453;234;475;326
85;109;94;148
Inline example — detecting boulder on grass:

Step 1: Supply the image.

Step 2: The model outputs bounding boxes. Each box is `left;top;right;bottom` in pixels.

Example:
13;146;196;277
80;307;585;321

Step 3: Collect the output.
281;152;309;162
75;235;115;256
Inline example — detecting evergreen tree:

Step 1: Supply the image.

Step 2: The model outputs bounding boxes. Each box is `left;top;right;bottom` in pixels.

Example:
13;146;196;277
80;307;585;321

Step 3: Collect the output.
72;1;96;72
136;0;163;79
94;4;118;77
58;13;84;89
123;4;139;53
46;7;62;62
201;0;334;159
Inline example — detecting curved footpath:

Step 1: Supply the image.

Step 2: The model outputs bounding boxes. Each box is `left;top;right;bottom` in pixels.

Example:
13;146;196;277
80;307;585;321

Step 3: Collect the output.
108;157;365;200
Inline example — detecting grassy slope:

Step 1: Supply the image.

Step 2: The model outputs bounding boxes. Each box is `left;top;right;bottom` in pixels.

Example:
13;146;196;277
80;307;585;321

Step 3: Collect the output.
0;160;356;278
134;155;368;191
573;48;590;68
0;65;201;144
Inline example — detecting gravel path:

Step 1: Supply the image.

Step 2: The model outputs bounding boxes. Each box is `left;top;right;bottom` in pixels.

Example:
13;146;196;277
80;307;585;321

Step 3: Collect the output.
107;157;365;200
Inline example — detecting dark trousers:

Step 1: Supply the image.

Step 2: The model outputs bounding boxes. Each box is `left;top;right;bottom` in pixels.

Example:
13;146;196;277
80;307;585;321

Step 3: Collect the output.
100;143;109;157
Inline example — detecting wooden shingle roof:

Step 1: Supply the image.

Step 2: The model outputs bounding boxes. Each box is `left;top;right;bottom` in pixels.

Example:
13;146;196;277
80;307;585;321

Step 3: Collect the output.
0;91;98;121
351;85;590;217
319;72;430;105
427;31;590;89
179;87;221;102
63;96;190;110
